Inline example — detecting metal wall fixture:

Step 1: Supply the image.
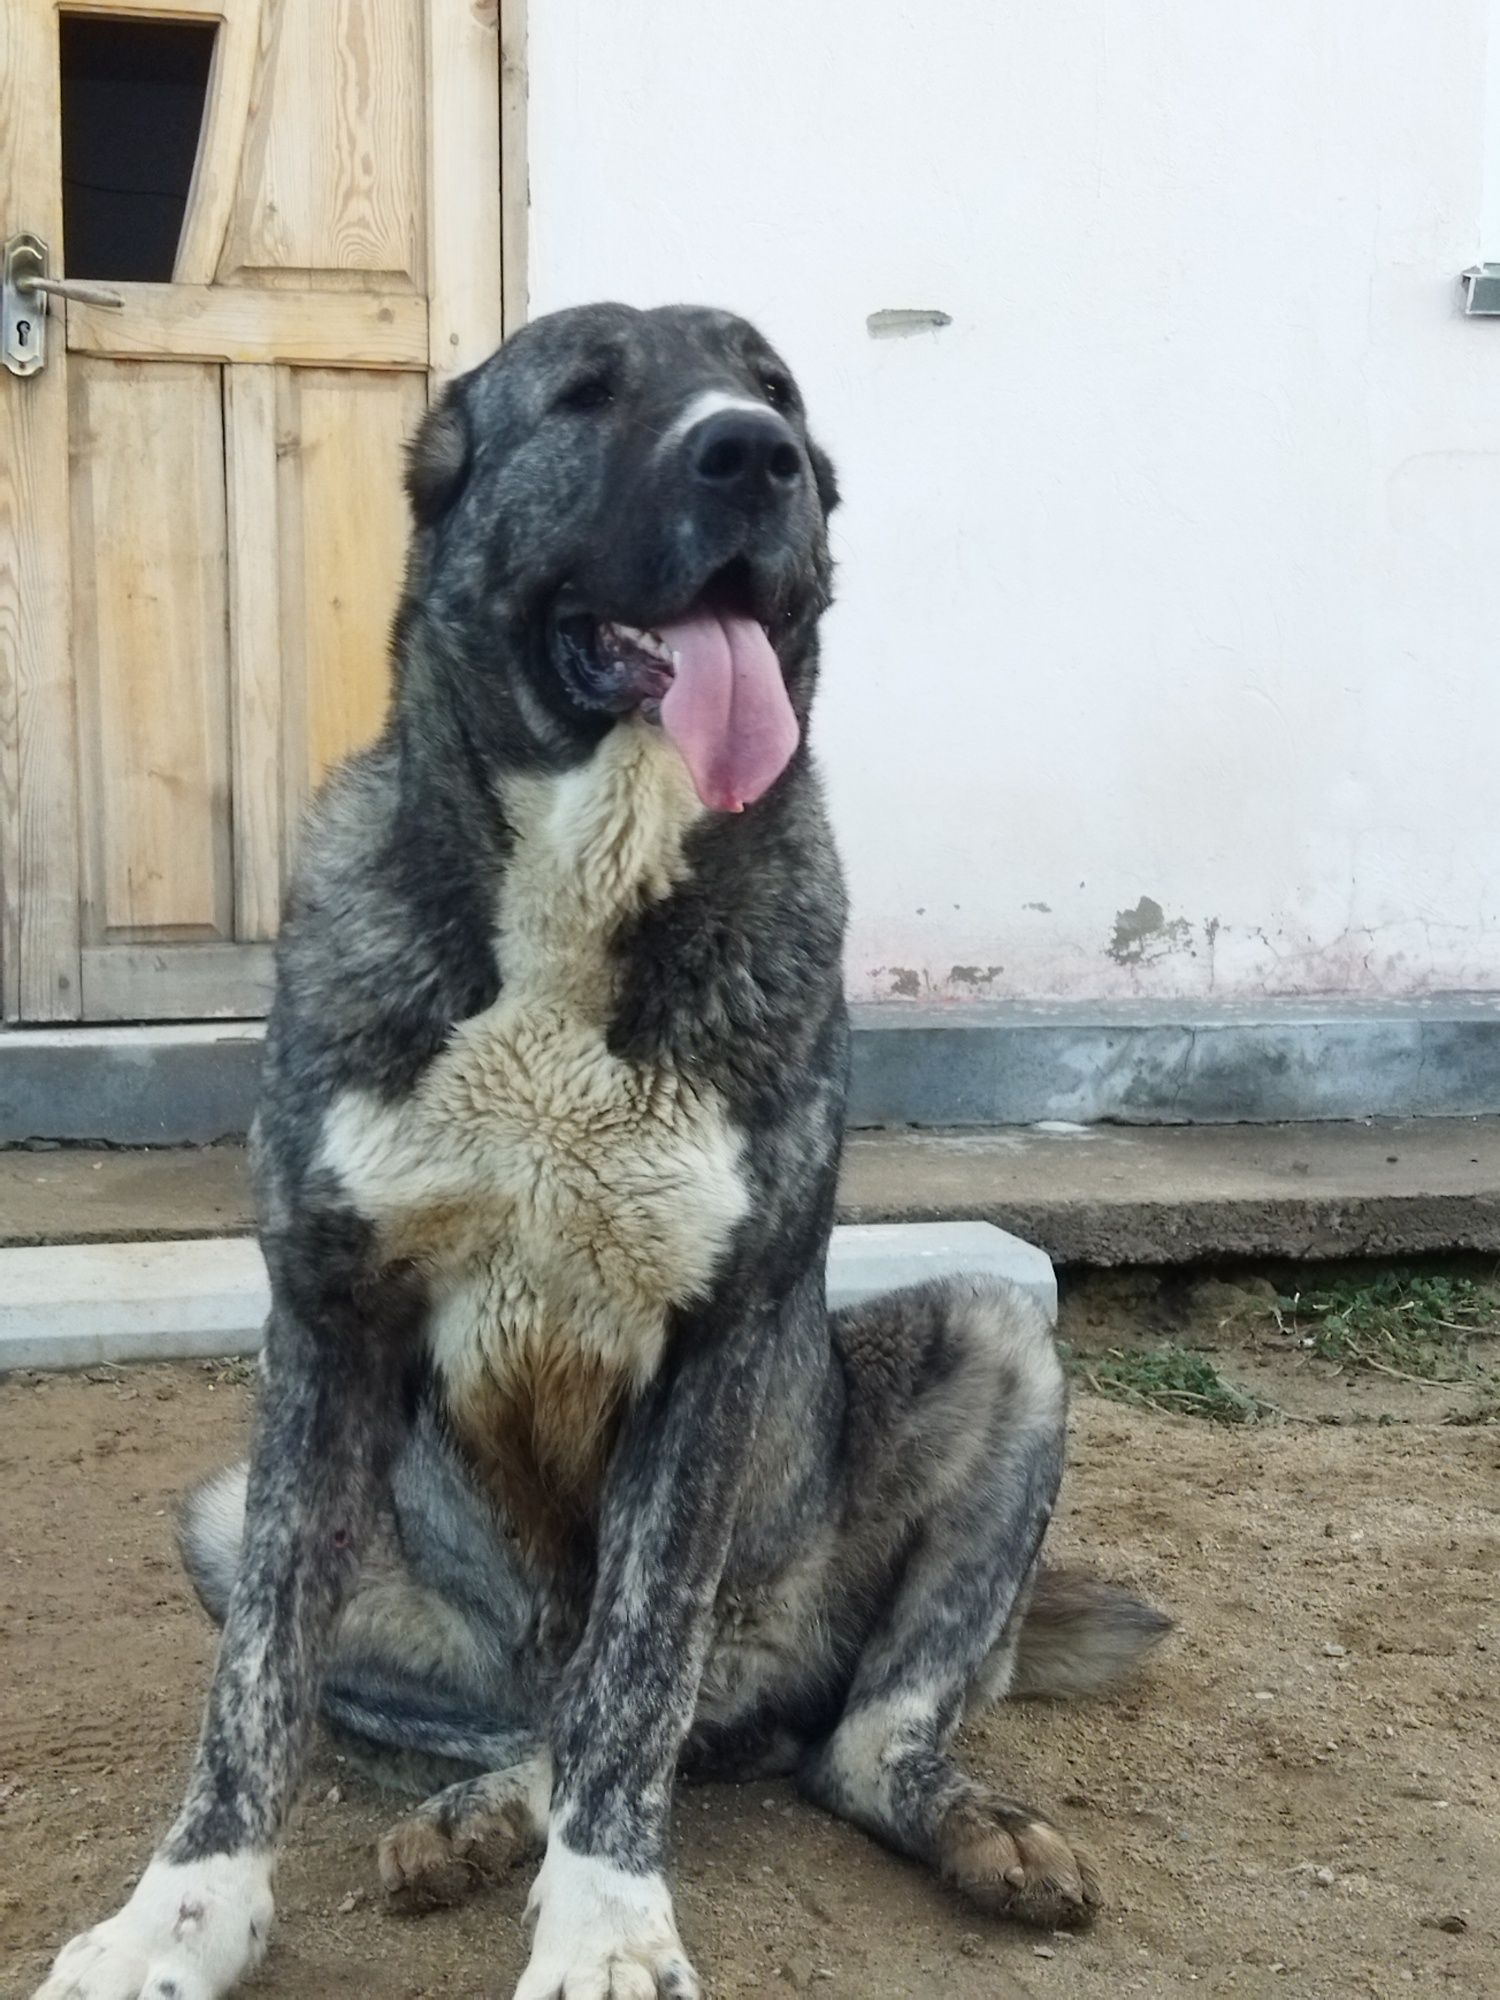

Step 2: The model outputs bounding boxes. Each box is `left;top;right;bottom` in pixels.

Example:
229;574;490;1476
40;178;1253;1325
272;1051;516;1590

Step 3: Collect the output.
1460;264;1500;315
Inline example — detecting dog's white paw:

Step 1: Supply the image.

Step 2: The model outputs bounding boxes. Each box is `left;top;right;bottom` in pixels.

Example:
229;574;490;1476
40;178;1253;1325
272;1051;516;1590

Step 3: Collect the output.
32;1852;273;2000
514;1841;701;2000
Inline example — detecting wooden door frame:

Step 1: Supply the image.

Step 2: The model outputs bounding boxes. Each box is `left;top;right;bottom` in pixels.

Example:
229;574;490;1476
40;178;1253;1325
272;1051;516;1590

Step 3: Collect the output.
0;1;78;1021
0;0;528;1024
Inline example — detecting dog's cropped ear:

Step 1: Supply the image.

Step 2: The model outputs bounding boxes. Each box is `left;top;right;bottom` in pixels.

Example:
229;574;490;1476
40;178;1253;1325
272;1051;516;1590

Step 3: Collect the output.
807;439;841;518
405;380;472;527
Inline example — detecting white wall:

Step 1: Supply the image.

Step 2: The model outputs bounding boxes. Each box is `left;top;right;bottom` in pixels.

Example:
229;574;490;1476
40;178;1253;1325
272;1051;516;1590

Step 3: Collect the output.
526;0;1500;1005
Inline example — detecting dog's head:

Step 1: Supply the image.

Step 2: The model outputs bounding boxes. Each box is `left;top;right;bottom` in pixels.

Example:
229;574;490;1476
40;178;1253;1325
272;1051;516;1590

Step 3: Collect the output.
402;302;838;814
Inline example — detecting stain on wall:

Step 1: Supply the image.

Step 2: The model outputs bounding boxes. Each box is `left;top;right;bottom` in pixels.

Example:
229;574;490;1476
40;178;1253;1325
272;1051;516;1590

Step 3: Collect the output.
869;963;1008;1000
878;967;922;998
1109;897;1194;967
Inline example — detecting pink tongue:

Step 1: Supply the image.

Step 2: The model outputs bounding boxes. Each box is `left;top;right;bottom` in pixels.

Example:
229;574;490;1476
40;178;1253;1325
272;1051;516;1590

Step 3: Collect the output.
655;611;800;813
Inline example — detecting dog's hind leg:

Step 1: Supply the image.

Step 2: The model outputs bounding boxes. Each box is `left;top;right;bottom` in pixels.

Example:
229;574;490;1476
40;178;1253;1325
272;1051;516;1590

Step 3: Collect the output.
183;1414;535;1776
324;1594;552;1914
182;1420;554;1915
322;1620;553;1912
376;1751;552;1912
800;1276;1163;1930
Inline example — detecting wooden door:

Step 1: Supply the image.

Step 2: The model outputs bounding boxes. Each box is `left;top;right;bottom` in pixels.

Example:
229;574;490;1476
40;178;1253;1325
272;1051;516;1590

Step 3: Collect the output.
0;0;504;1021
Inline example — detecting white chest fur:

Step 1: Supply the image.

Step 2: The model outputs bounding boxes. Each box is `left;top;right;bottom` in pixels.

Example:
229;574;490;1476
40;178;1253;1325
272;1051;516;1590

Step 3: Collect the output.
318;724;749;1532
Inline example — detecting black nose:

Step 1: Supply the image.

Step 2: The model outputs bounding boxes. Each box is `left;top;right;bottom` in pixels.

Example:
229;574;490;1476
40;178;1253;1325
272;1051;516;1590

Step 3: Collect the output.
689;407;803;502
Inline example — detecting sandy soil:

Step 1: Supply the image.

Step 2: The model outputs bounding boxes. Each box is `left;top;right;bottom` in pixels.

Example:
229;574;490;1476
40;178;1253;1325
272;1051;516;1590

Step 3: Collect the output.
2;1341;1496;2000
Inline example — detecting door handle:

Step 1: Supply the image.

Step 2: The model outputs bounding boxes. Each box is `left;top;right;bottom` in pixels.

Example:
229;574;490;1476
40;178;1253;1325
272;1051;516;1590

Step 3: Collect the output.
3;232;122;377
17;273;124;309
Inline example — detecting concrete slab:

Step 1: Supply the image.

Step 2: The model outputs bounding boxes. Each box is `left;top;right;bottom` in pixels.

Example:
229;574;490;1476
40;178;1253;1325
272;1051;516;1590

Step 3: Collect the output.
0;1223;1054;1372
0;1238;267;1371
825;1220;1056;1318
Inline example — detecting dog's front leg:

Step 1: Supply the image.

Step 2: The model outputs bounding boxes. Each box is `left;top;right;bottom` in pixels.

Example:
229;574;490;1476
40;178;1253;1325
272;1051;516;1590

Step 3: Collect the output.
516;1307;777;2000
34;1231;418;2000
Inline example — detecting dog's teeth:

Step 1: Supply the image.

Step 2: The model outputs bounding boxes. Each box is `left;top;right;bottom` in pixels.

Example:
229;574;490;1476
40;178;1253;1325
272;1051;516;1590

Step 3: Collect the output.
602;621;674;669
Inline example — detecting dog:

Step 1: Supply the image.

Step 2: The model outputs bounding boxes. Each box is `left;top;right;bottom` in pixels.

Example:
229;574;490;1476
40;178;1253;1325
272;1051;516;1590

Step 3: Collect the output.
34;303;1168;2000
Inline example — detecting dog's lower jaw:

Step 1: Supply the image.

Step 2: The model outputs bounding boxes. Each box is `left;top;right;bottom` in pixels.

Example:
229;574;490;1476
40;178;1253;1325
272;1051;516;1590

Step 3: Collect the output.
515;1836;701;2000
32;1850;274;2000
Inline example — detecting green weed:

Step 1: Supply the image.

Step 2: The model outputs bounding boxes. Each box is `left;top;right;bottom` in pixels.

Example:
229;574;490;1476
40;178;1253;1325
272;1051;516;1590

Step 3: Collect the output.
1273;1270;1500;1384
1075;1343;1278;1424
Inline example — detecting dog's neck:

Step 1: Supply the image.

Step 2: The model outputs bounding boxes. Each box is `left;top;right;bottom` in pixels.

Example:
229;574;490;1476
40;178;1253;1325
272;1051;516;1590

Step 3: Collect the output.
496;721;703;1021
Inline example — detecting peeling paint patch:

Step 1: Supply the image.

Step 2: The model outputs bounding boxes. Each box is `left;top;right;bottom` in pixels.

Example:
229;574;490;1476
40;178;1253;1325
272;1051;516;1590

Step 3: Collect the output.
949;964;1003;990
1023;901;1052;913
1109;896;1194;966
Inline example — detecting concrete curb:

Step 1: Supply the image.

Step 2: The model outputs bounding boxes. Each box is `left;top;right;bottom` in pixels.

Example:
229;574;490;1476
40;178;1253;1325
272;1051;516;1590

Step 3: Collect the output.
5;996;1500;1142
850;995;1500;1127
1;1023;263;1145
0;1222;1056;1373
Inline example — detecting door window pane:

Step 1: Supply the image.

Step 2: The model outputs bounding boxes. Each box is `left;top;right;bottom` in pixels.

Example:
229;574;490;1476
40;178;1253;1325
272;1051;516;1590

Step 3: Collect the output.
59;13;217;282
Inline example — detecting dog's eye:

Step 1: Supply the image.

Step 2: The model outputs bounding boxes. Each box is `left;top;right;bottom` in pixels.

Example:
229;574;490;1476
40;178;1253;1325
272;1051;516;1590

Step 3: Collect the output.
557;374;615;413
760;372;795;411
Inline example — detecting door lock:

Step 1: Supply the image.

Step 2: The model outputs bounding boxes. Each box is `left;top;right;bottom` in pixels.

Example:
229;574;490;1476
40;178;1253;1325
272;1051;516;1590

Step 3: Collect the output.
3;233;122;376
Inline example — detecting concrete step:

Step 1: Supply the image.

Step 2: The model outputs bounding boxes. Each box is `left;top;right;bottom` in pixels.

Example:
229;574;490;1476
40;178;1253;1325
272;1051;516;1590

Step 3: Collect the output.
0;1223;1056;1373
841;1116;1500;1264
5;995;1500;1142
4;1117;1499;1266
0;1143;254;1247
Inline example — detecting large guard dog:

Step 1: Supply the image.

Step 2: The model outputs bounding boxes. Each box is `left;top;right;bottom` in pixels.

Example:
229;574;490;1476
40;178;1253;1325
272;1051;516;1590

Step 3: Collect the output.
36;304;1168;2000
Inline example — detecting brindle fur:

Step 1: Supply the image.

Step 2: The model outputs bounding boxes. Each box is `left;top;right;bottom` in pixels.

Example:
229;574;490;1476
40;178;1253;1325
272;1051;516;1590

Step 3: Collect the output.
34;304;1168;2000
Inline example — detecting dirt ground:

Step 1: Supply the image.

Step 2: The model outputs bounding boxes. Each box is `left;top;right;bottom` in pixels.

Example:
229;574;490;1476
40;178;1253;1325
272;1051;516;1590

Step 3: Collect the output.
2;1306;1497;2000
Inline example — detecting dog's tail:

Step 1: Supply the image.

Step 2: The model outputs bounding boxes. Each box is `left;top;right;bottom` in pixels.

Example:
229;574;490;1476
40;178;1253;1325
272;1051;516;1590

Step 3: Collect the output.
1009;1566;1173;1699
318;1673;538;1786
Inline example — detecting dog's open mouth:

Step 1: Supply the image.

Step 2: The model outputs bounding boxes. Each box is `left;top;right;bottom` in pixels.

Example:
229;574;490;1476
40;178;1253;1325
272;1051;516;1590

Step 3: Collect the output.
553;580;800;814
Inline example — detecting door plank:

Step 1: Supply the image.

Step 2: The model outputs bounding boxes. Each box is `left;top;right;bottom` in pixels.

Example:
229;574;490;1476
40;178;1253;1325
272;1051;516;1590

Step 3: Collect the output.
175;0;266;284
71;359;232;944
67;284;427;366
500;0;529;337
225;364;282;941
277;368;424;816
82;941;274;1021
0;0;82;1020
61;0;229;14
219;0;425;290
426;0;503;376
